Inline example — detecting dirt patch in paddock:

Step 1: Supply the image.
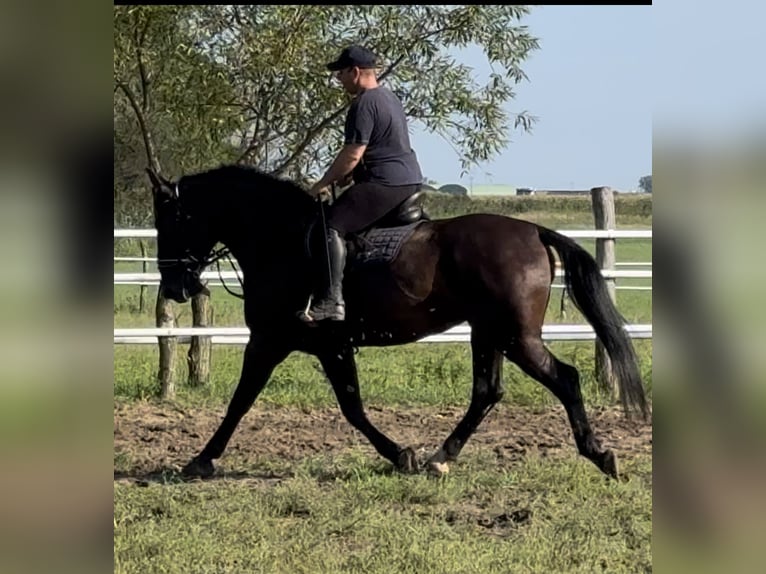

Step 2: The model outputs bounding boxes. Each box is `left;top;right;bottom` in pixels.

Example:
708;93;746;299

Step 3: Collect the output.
114;400;651;480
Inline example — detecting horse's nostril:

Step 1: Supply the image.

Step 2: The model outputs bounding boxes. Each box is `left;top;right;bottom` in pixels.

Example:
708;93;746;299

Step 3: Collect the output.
161;284;185;303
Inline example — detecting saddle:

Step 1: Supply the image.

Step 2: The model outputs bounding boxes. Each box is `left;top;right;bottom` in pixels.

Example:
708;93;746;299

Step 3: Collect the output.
372;189;430;229
305;190;430;268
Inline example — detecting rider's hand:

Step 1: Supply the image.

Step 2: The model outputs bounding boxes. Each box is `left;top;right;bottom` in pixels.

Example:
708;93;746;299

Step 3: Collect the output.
338;172;354;188
308;182;332;201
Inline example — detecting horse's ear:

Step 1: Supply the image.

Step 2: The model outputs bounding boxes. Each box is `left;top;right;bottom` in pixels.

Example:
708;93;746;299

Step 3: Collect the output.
159;173;174;189
146;167;174;197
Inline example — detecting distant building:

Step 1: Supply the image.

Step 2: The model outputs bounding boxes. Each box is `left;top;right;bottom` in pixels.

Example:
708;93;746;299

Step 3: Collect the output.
438;184;469;196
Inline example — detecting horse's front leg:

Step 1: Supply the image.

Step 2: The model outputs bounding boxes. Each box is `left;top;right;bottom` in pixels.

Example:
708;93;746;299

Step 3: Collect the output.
182;335;291;478
318;344;418;473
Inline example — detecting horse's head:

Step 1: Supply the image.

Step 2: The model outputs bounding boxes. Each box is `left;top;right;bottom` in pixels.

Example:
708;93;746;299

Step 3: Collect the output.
146;168;213;303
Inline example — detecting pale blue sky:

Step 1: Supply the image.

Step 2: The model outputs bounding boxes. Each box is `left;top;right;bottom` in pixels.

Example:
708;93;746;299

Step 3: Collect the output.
653;0;766;144
408;5;652;191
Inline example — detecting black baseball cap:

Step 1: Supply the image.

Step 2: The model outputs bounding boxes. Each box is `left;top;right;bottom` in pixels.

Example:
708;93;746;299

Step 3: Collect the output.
326;45;380;71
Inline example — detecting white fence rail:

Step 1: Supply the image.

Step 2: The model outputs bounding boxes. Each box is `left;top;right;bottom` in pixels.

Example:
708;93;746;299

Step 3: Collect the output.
114;324;653;345
114;228;652;287
113;268;652;284
114;229;653;240
114;227;652;344
115;256;653;266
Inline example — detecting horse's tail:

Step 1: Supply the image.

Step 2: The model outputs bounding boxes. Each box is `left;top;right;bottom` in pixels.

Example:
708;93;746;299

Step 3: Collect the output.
537;226;649;419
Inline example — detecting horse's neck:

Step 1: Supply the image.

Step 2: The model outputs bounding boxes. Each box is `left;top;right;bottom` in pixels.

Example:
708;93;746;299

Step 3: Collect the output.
197;172;313;283
215;209;310;283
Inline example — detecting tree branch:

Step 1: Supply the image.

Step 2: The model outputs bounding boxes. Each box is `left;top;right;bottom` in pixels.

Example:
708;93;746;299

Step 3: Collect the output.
133;10;151;112
377;23;461;84
272;102;349;176
235;82;278;164
116;80;161;174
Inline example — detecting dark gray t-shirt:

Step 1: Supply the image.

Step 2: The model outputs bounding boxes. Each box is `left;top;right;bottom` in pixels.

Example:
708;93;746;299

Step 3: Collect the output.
344;87;423;186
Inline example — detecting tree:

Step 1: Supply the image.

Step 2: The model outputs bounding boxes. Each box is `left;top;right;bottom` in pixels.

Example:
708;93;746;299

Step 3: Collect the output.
114;5;540;213
114;6;242;176
638;175;652;194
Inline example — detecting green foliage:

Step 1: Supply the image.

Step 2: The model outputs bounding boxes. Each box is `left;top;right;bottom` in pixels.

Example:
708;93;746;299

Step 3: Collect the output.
638;174;652;194
114;6;244;225
114;5;540;224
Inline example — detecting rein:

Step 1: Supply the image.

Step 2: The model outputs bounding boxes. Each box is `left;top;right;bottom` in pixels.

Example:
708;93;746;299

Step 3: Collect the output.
157;246;245;300
213;250;245;300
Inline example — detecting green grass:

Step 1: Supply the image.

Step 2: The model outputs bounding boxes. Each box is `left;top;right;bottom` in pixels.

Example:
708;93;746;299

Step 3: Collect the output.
114;200;653;574
114;450;652;574
114;339;652;410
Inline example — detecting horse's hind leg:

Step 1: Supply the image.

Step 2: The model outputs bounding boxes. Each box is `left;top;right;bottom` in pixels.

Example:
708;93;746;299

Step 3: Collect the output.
503;334;618;479
182;336;291;478
426;328;504;475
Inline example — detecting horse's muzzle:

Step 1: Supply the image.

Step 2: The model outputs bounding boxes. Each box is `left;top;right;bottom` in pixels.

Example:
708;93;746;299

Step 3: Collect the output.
161;274;206;303
161;283;189;304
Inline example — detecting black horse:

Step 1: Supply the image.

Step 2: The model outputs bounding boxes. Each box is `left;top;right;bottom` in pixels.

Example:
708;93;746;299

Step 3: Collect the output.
147;164;648;480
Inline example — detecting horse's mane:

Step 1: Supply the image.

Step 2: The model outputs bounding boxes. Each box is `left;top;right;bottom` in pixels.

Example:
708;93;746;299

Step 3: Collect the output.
180;164;315;217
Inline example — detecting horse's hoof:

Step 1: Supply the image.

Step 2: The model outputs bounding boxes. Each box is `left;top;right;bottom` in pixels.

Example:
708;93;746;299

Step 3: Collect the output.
426;460;450;478
600;450;620;480
396;447;419;474
182;456;215;478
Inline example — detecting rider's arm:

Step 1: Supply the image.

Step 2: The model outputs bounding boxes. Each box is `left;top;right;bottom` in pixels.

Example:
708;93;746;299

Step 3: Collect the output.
315;143;366;189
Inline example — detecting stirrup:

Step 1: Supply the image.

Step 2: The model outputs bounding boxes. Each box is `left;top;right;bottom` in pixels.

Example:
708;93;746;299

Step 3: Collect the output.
302;304;345;323
296;295;345;323
297;296;317;323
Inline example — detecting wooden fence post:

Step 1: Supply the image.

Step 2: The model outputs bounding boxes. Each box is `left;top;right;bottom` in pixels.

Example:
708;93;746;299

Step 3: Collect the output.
590;186;617;401
156;291;177;399
188;290;211;386
139;241;148;314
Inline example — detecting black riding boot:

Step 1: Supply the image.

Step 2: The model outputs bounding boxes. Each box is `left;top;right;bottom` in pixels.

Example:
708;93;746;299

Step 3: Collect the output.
302;227;346;322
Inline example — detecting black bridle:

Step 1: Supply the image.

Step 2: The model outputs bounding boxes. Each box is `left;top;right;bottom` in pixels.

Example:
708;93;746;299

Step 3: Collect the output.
155;181;245;300
154;178;340;302
157;246;245;300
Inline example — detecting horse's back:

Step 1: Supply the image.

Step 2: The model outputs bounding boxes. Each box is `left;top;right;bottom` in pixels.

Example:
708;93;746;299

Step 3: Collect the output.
431;212;540;236
341;212;552;344
428;213;546;260
379;213;548;279
426;213;555;308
